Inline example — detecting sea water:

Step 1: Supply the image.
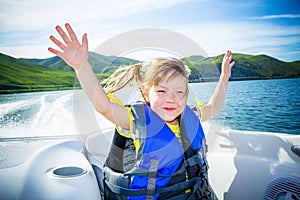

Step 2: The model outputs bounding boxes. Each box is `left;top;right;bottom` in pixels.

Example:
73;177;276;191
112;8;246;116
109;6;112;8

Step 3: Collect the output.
191;78;300;134
0;78;299;137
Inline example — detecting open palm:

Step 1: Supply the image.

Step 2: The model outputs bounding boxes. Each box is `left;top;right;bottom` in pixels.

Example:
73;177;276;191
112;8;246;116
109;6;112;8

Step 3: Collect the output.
48;23;88;71
222;50;235;79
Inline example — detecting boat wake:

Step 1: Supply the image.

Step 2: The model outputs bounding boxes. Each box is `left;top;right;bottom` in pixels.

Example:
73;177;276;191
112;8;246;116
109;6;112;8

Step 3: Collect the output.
0;91;79;137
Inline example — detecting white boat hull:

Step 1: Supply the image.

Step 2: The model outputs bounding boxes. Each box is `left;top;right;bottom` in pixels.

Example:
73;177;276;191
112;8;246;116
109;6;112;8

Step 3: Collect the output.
0;128;299;200
206;129;300;199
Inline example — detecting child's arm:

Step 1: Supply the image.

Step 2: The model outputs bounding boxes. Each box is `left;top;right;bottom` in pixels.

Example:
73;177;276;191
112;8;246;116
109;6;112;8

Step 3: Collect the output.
48;23;130;129
201;50;235;122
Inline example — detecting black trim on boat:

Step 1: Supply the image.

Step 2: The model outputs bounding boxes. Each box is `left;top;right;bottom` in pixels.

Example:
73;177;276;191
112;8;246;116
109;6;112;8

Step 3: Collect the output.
291;145;300;157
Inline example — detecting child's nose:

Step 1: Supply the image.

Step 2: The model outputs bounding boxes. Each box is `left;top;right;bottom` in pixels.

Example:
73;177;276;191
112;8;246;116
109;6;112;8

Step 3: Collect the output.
166;91;177;102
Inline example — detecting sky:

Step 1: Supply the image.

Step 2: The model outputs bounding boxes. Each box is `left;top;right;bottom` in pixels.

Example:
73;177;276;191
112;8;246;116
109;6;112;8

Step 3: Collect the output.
0;0;300;62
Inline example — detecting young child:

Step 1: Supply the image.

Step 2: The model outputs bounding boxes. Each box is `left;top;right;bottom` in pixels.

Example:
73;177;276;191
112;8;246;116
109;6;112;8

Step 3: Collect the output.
49;23;235;200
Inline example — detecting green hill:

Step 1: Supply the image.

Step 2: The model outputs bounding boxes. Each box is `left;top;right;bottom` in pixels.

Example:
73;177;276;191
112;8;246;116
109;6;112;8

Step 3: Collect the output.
87;52;139;74
22;52;139;73
0;52;139;94
184;53;300;81
1;52;299;94
0;53;77;93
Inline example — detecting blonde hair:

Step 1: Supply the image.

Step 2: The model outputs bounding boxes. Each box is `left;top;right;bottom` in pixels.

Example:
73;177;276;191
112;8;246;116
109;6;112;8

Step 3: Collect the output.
102;58;188;104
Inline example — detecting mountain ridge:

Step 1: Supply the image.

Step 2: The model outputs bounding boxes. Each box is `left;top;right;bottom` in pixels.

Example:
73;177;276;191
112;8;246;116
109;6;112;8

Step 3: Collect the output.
1;52;299;94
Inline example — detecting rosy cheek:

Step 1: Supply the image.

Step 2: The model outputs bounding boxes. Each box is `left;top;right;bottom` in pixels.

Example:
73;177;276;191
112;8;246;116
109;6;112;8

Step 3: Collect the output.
151;97;163;106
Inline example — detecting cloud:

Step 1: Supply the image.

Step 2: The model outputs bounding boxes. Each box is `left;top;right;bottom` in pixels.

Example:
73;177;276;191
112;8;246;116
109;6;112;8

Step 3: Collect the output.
175;21;300;61
1;20;300;61
0;0;189;32
0;0;192;58
249;14;300;20
0;45;51;59
1;1;300;61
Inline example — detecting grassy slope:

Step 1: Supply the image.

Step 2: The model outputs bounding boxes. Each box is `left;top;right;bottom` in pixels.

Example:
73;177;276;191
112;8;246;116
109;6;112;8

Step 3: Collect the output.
0;53;77;93
1;52;299;94
184;53;300;80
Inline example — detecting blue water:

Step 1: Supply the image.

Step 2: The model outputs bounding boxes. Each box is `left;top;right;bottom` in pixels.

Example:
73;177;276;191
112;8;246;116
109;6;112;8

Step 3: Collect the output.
0;78;299;137
225;78;299;134
191;78;300;134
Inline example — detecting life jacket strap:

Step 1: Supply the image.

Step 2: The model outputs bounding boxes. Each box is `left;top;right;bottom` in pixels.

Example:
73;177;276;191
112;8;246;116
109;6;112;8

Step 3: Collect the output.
146;159;159;200
104;175;203;197
124;150;204;178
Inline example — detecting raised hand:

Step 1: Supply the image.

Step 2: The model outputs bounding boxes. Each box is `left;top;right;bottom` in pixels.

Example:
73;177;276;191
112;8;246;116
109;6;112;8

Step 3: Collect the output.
221;50;235;80
48;23;88;71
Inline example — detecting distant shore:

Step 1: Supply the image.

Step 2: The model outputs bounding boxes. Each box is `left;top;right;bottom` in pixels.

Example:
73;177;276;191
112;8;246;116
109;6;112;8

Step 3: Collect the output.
2;77;299;95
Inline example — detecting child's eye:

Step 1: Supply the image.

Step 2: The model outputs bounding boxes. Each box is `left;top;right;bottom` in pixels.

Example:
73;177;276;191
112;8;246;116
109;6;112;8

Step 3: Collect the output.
175;90;186;98
176;91;185;96
157;90;166;93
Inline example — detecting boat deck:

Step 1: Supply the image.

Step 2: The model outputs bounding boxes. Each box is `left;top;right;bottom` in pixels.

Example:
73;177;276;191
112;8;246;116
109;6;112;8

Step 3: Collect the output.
0;129;299;199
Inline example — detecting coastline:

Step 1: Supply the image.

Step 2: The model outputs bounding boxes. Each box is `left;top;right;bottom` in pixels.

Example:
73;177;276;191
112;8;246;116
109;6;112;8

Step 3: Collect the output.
1;77;299;95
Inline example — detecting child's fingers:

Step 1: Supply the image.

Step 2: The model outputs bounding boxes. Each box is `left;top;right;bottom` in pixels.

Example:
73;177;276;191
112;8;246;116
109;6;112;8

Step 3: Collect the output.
49;35;66;50
55;25;71;45
65;23;78;42
48;47;62;57
229;61;235;68
82;33;88;50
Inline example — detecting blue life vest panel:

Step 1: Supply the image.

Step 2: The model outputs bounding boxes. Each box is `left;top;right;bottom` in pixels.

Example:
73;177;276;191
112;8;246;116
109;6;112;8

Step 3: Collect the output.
103;102;214;200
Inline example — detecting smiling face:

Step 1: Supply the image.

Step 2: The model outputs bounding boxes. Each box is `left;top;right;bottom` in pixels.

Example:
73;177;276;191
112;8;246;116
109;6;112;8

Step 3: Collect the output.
144;72;188;125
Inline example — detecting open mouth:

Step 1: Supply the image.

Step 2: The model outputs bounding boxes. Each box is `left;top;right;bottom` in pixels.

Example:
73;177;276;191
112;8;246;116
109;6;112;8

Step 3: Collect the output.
164;107;176;111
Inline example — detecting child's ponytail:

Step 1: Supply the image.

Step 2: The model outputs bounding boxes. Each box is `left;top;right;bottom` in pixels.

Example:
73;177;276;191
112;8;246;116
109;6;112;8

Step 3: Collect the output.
102;63;143;94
